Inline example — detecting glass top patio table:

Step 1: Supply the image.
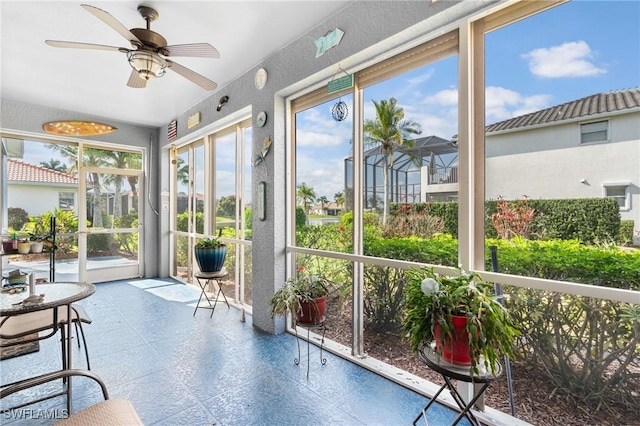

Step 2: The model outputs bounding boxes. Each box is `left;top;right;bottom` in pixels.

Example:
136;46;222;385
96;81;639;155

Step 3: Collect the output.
1;282;95;315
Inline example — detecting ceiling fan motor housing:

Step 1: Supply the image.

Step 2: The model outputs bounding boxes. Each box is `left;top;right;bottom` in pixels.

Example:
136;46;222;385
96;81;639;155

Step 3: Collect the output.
130;28;167;52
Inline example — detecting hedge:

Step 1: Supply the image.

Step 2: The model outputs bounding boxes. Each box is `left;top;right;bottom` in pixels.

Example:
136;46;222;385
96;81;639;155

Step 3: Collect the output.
391;198;622;244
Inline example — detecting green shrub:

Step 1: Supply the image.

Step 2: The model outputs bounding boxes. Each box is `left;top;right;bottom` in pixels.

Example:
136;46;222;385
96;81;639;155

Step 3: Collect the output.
419;202;458;237
485;198;620;243
385;203;444;238
296;223;350;253
8;207;29;232
364;234;459;267
409;198;620;243
505;288;639;407
363;264;406;331
87;231;113;254
296;206;307;228
176;211;204;233
245;208;253;230
619;220;634;246
340;210;379;228
486;238;639;290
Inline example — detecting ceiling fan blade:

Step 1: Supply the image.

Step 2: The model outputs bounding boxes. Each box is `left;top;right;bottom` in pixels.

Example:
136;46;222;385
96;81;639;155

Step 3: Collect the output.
164;43;220;58
167;60;217;91
127;69;147;89
81;4;141;46
45;40;127;53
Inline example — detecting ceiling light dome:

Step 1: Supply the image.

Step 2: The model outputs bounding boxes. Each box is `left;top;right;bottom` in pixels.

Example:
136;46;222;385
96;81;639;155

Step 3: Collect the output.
127;50;167;80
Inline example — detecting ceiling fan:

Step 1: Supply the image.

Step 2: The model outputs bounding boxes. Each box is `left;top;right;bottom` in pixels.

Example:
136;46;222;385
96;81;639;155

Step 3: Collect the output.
45;4;219;90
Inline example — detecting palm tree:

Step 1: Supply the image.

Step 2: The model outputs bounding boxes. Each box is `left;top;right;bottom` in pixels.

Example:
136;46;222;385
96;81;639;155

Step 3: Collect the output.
317;195;329;214
40;159;68;173
175;157;189;185
296;182;317;220
334;191;345;207
83;148;109;227
363;97;422;226
45;144;78;176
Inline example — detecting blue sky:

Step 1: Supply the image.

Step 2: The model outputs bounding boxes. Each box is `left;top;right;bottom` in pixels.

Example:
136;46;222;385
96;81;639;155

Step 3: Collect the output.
295;0;640;201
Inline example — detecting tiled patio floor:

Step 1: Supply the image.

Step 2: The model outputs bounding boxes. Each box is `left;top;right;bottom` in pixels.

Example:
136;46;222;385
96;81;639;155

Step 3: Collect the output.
1;278;475;425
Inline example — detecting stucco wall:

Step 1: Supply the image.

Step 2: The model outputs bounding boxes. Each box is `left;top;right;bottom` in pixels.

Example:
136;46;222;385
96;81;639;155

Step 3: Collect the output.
8;183;76;217
486;111;640;222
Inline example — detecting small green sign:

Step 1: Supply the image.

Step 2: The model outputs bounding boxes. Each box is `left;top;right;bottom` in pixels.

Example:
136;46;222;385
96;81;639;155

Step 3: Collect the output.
327;74;354;94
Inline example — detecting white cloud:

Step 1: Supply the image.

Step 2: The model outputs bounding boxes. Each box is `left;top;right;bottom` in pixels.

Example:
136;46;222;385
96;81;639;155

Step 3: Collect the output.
296;130;345;147
423;88;458;106
407;69;435;86
485;86;552;123
296;154;346;198
522;40;607;78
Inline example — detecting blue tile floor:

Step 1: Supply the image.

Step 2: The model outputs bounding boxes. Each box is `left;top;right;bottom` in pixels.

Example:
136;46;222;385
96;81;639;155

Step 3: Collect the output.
1;278;475;425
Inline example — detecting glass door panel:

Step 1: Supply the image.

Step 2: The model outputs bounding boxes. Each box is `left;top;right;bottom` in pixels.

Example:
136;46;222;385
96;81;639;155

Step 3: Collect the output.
2;138;79;282
82;172;142;282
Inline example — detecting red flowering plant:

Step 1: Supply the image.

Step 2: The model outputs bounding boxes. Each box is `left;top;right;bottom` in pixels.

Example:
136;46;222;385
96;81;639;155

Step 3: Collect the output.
491;196;537;239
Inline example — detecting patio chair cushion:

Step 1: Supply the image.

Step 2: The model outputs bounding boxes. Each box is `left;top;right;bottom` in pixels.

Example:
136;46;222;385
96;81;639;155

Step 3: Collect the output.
54;398;143;425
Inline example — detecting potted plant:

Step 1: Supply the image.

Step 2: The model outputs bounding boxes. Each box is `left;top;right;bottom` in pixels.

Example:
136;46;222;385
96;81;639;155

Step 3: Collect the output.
402;266;519;375
27;223;50;254
17;238;32;254
194;234;227;273
270;265;330;324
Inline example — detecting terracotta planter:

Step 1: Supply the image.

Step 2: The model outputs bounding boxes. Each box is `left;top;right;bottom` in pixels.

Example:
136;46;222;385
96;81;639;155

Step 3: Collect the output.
434;314;472;366
194;245;227;273
295;295;327;324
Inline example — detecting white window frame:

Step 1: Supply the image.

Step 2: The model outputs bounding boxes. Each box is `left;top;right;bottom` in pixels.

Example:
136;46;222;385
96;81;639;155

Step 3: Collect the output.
603;182;631;211
59;191;75;210
580;120;609;144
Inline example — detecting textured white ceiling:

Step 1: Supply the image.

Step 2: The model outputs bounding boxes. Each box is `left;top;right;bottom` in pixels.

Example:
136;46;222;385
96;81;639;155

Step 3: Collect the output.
0;1;350;127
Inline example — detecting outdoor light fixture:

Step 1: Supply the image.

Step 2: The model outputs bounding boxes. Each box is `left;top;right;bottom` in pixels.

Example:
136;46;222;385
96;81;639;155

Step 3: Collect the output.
127;50;167;80
217;95;229;111
43;121;117;137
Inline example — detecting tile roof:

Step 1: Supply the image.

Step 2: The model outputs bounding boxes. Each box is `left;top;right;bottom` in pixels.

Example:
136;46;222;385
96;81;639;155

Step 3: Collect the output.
486;88;640;133
7;158;78;185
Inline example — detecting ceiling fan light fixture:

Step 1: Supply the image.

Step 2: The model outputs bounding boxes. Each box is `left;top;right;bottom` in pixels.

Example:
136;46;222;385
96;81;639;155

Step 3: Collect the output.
128;50;167;80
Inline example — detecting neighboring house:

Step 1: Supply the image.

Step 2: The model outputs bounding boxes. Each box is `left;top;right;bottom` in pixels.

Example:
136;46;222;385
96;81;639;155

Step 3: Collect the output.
7;159;78;216
421;89;640;227
310;202;343;216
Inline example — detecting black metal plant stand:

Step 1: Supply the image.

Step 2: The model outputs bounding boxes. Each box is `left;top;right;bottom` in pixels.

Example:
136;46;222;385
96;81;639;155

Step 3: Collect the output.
413;344;502;426
294;317;327;378
193;269;230;317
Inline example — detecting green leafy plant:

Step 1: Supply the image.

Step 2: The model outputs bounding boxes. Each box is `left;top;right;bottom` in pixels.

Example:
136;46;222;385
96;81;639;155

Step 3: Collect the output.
403;266;520;375
195;235;226;248
269;265;331;319
23;219;50;242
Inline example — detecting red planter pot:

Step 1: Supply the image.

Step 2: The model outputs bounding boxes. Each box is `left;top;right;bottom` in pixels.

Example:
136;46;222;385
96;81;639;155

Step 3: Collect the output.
434;314;472;366
295;295;327;324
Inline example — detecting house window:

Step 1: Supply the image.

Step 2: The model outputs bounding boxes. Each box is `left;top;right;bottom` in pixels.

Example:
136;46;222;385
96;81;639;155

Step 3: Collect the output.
580;120;609;144
603;184;630;210
59;192;74;210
